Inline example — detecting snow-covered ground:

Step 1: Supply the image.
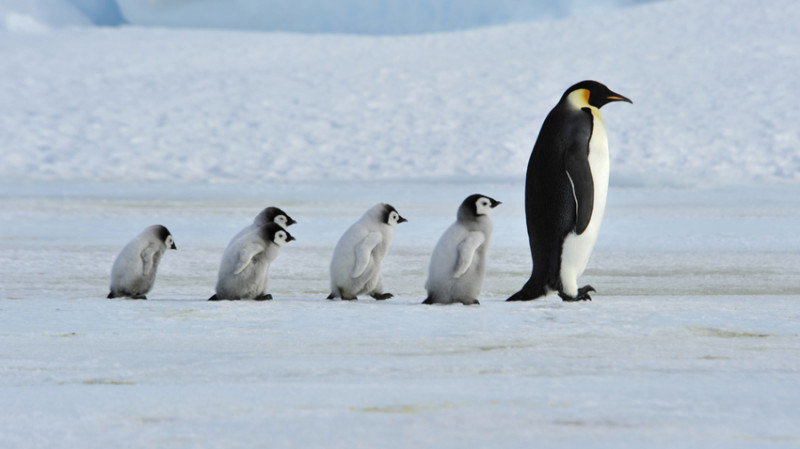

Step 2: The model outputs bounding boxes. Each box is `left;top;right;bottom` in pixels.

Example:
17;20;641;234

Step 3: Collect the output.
2;0;800;446
2;181;799;448
2;0;800;186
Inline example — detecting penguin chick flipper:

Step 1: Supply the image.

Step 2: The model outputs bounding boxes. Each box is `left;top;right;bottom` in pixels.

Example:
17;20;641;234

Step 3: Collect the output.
558;285;595;302
453;232;485;278
351;232;382;278
140;244;158;276
371;292;393;300
233;243;262;275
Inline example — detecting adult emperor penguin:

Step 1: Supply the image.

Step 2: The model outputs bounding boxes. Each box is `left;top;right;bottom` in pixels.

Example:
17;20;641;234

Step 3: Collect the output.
108;225;177;299
209;222;295;301
507;80;631;302
327;203;407;300
228;206;296;245
423;194;501;306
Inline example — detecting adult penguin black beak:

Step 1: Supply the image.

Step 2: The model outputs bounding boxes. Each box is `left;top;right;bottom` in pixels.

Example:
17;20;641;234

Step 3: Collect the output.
606;90;633;105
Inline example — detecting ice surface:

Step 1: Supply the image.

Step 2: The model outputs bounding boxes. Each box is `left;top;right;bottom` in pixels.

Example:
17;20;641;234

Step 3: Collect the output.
1;0;799;446
1;181;799;448
1;0;799;186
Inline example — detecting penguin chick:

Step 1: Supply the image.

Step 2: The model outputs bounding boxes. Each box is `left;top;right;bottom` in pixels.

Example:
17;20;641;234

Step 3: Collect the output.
327;203;407;300
507;80;631;302
228;206;296;246
108;225;176;300
423;194;500;305
210;222;295;301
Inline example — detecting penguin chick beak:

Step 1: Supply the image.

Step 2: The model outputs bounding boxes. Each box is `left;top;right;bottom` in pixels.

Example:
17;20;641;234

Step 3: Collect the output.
287;235;296;242
287;217;297;226
171;243;177;250
490;199;502;208
398;216;408;224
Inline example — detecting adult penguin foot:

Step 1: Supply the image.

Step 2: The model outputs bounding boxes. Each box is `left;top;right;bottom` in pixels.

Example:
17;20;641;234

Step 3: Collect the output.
559;285;595;302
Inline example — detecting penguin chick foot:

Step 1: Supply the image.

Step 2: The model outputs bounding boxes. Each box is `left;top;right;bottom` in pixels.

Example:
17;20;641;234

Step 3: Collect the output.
130;294;147;300
371;292;393;300
254;294;273;301
460;298;480;306
558;285;595;302
326;293;336;300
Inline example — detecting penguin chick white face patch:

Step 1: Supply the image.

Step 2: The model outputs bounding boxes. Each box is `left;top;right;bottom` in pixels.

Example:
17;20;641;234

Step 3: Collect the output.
273;230;291;246
165;235;175;249
274;215;288;228
475;197;494;216
387;211;402;227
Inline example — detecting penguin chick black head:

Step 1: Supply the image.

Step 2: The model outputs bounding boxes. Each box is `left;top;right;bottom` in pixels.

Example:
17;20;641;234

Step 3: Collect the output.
152;225;177;250
260;222;295;247
255;206;297;229
381;204;408;227
562;80;632;109
459;194;501;221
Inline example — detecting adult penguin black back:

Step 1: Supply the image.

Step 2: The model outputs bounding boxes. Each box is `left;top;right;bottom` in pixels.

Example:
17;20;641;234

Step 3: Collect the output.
507;80;631;302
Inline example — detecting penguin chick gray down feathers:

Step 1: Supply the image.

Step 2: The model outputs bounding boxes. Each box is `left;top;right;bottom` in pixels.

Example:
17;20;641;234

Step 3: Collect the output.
423;194;500;305
210;223;294;301
108;225;176;300
327;203;406;300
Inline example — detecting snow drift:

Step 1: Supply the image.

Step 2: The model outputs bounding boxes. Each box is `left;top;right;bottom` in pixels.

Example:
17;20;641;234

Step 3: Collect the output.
0;0;797;187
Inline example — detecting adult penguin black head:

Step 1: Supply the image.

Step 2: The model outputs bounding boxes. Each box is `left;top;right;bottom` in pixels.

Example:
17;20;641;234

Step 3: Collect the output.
562;80;632;109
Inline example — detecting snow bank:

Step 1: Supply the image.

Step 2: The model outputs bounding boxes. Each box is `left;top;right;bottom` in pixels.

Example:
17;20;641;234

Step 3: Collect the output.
114;0;659;34
0;0;90;31
2;0;656;31
0;0;798;187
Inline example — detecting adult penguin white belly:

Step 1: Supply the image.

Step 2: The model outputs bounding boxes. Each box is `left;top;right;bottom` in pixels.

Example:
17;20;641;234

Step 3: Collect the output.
558;104;610;299
507;80;631;302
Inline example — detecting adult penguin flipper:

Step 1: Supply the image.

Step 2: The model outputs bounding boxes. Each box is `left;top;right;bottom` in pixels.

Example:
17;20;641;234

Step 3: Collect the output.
564;146;595;235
